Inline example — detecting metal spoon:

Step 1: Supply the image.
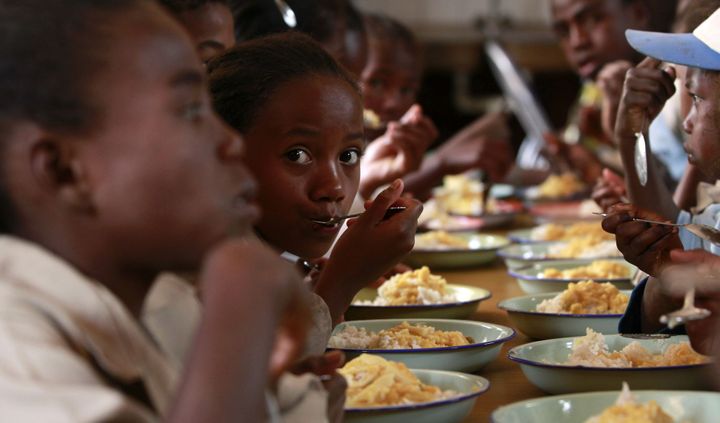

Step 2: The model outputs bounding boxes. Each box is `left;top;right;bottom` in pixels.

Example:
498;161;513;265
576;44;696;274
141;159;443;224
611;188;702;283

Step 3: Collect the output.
274;0;297;28
593;213;720;246
634;115;649;186
311;206;406;227
659;288;711;329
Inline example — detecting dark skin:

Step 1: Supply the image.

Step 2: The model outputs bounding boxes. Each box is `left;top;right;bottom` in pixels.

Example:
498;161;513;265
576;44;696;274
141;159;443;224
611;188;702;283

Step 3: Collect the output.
242;74;422;324
2;3;311;421
175;2;235;63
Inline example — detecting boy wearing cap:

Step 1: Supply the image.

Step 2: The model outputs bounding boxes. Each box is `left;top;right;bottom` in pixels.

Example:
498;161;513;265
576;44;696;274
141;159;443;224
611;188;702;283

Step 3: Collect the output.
602;7;720;335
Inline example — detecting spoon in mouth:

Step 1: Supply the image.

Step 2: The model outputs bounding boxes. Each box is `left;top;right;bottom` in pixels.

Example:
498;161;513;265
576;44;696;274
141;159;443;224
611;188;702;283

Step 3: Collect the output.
311;206;407;227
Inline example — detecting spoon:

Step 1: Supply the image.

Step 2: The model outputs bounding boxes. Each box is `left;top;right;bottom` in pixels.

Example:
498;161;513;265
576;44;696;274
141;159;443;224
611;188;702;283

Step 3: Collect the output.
478;172;492;216
311;206;406;227
274;0;297;28
593;213;720;246
659;288;711;329
634;115;649;186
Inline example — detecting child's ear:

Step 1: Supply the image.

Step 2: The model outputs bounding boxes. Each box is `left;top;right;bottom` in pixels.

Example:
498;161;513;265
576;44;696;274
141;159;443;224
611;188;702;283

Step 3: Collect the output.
30;138;95;213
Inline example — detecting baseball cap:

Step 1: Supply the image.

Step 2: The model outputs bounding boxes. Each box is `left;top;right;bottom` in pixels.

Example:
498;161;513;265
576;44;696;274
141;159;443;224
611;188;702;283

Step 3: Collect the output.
625;7;720;70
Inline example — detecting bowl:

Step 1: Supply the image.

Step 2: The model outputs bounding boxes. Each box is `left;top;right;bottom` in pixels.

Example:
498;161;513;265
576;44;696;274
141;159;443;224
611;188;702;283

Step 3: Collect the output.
329;319;515;372
507;259;636;294
492;390;720;423
346;284;491;320
507;334;714;394
497;243;622;271
406;233;510;269
345;369;489;423
497;291;631;339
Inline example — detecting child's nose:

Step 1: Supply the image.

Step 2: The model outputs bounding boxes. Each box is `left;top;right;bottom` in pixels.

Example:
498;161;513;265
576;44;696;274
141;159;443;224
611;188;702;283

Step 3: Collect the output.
311;163;346;203
682;113;694;135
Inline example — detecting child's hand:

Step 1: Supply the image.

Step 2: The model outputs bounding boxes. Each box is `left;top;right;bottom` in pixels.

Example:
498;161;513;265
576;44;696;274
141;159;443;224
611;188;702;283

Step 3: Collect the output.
658;250;720;354
359;105;437;198
592;168;627;212
433;112;512;181
615;57;676;144
597;60;633;141
200;239;312;384
316;179;422;323
601;203;682;276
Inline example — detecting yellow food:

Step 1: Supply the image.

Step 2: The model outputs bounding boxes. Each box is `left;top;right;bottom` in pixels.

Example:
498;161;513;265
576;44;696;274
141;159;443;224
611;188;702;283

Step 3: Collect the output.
548;237;620;259
537;172;585;199
536;281;628;314
568;328;709;368
339;354;454;407
433;174;496;215
541;260;631;280
415;230;469;249
363;109;382;129
586;383;674;423
371;266;456;306
531;222;613;242
328;322;471;349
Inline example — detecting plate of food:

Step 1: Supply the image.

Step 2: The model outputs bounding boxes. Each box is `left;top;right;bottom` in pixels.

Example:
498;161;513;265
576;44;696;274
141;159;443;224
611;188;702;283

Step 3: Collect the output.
346;267;491;320
406;231;510;269
418;199;522;232
508;329;713;394
492;384;720;423
498;239;622;270
508;259;636;294
329;319;515;372
498;281;630;339
508;221;610;244
341;354;490;423
523;172;588;203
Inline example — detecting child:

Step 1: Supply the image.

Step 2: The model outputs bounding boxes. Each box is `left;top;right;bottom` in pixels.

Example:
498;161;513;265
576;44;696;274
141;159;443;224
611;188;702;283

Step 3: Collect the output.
0;1;326;421
602;6;720;335
159;0;235;63
208;32;423;325
359;13;512;200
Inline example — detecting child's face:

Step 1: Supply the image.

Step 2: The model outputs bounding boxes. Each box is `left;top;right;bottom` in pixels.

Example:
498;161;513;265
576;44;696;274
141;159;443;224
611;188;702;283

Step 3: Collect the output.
682;68;720;179
361;38;420;124
78;6;257;270
244;75;364;259
551;0;645;80
176;3;235;63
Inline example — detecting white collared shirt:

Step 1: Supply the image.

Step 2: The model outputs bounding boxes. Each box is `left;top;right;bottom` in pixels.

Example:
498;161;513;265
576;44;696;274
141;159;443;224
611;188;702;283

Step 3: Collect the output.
0;236;177;422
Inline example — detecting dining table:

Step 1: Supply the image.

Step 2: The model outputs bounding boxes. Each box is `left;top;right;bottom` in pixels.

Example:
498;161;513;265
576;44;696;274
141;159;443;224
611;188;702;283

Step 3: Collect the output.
435;219;550;422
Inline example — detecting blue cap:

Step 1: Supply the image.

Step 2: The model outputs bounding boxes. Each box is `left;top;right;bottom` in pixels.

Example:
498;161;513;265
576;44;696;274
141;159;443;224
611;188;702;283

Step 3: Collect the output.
625;8;720;71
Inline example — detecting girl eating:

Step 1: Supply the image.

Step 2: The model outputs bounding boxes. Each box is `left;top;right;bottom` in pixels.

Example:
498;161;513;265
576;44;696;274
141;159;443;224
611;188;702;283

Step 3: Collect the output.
208;32;423;325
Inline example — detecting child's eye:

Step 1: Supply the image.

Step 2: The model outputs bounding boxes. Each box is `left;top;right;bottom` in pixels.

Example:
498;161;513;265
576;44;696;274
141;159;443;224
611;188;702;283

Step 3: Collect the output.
369;79;385;90
691;94;702;105
339;148;361;165
286;148;312;164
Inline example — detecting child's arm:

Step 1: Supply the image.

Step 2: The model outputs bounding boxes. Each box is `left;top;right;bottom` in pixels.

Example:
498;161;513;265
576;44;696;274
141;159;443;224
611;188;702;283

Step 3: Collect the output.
170;240;311;422
615;57;679;220
402;112;513;200
315;179;422;324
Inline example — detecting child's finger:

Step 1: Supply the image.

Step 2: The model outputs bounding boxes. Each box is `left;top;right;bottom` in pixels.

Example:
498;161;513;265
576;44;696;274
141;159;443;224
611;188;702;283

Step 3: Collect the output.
359;179;404;224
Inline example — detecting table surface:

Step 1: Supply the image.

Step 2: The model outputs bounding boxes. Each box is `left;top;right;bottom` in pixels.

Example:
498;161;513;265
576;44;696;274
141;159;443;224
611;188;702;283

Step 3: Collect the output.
421;219;545;422
440;255;545;422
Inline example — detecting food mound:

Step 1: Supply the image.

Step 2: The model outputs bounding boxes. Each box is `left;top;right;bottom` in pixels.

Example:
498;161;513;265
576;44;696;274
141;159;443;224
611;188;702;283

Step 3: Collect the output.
530;222;613;242
548;237;621;259
540;260;631;280
356;267;458;306
339;354;457;408
585;383;674;423
536;172;585;199
329;321;472;350
567;329;708;368
415;230;469;249
536;281;628;314
433;174;497;216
